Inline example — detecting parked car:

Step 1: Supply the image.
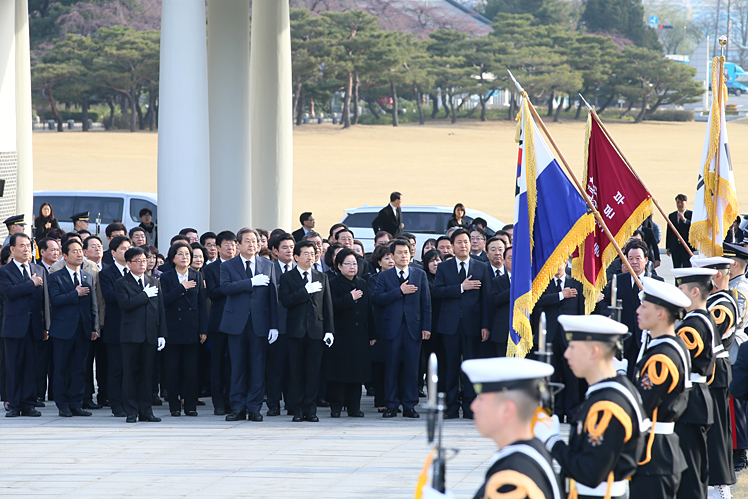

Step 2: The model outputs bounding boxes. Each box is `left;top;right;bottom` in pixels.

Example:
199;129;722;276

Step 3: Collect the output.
33;191;157;237
340;205;505;256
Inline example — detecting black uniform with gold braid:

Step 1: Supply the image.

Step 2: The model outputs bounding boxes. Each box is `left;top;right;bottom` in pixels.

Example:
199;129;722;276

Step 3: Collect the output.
544;315;644;499
692;255;738;488
672;268;718;499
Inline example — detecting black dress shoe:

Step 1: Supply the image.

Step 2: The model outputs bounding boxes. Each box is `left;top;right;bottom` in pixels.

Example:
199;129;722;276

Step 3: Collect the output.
382;409;397;418
444;411;460;420
126;415;137;423
196;399;206;406
34;399;45;408
59;408;73;417
151;395;163;406
22;408;42;417
305;414;319;422
70;408;92;416
214;408;226;416
403;409;420;419
5;409;20;417
348;410;365;418
185;411;198;417
462;411;474;420
248;412;263;422
418;389;427;398
266;407;280;417
82;401;102;410
225;411;246;421
292;413;304;422
330;410;341;418
100;399;110;407
171;411;181;417
316;399;330;408
139;414;161;422
112;411;127;417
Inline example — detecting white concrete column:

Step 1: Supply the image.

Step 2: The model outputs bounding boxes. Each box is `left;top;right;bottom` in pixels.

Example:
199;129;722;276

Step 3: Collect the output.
15;0;33;220
249;0;293;232
157;0;211;245
207;0;251;232
0;0;18;239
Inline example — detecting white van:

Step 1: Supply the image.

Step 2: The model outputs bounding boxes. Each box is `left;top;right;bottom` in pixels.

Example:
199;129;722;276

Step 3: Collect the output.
33;191;157;235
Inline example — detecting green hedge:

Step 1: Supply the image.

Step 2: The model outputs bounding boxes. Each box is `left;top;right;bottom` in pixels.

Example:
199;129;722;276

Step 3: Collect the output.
41;110;100;122
644;109;694;122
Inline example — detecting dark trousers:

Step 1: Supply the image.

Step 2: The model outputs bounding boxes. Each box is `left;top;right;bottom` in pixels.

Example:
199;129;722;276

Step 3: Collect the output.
164;342;198;413
420;334;447;393
227;320;267;413
106;343;124;414
288;335;323;416
731;396;748;449
708;386;735;485
328;381;361;413
85;336;107;404
52;325;88;410
0;339;6;402
629;472;681;499
265;333;288;410
383;323;421;411
675;422;709;499
121;341;156;417
198;341;210;395
552;333;587;422
209;331;231;411
672;250;692;269
493;341;507;357
441;326;479;414
372;361;385;408
35;338;53;400
4;329;38;411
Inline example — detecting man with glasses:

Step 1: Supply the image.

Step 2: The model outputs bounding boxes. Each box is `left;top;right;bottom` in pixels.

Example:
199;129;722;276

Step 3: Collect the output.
200;232;218;263
469;227;489;263
115;247;167;423
292;212;315;243
336;228;370;277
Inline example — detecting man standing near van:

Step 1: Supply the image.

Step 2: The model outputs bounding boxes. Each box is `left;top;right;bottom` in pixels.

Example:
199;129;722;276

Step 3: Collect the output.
372;192;403;238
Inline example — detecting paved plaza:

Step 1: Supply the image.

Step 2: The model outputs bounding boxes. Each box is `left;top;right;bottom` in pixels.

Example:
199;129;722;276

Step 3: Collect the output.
1;396;501;499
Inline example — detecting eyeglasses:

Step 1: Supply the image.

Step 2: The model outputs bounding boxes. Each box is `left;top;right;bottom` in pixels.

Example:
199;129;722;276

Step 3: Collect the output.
470;236;485;242
130;258;148;264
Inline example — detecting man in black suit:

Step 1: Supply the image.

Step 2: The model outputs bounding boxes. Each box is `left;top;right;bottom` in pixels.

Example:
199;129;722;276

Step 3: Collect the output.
47;239;98;417
667;193;694;268
596;238;664;377
531;261;586;421
292;212;315;243
0;234;46;417
371;192;403;238
489;243;511;357
219;228;278;422
268;233;295;416
115;247;167;423
278;241;335;422
35;237;58;404
99;236;131;417
432;229;492;419
102;222;127;267
204;230;235;416
469;227;489;263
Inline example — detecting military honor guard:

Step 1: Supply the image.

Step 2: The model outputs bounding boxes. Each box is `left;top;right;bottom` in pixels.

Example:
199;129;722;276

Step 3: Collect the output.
71;211;90;233
691;256;738;497
2;214;27;248
724;242;748;472
673;267;718;499
629;277;691;499
534;315;644;499
421;357;561;499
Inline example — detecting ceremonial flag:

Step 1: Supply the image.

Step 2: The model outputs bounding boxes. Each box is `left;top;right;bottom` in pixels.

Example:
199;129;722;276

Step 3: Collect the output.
689;57;739;257
572;114;653;314
508;98;594;357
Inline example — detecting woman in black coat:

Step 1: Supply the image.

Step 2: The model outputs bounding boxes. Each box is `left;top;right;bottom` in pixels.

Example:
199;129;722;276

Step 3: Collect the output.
367;244;395;412
160;241;207;417
322;248;377;417
34;203;60;243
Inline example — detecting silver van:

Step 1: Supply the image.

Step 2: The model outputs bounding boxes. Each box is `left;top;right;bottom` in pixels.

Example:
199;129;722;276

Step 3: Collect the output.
33;191;157;235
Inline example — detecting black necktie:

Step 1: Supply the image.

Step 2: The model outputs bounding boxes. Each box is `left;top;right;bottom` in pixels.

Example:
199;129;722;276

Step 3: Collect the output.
21;264;30;281
138;278;143;288
302;271;308;282
398;270;405;284
459;262;466;282
246;260;253;279
284;264;289;273
555;279;561;292
494;268;499;277
74;272;80;287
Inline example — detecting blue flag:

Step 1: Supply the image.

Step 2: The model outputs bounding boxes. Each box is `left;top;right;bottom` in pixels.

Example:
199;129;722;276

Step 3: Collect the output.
508;98;594;357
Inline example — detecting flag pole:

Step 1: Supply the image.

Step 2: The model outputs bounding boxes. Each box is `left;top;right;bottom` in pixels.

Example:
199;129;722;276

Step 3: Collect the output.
507;71;643;291
578;94;694;258
714;36;727;256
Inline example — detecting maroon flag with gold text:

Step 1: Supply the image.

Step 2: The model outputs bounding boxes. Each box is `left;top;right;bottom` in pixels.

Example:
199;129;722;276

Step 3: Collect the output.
572;115;652;313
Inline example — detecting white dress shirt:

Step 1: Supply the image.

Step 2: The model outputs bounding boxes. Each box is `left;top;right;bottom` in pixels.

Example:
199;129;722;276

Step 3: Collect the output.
13;259;30;278
66;265;81;286
177;269;189;284
297;266;313;284
279;261;295;274
390;203;398;218
395;266;409;281
240;254;256;277
114;261;128;277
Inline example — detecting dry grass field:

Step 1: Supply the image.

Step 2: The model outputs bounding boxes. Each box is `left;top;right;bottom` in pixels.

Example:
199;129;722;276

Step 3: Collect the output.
33;118;748;235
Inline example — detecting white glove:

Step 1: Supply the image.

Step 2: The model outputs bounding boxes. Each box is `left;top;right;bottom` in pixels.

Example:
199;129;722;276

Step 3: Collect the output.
305;281;323;294
144;284;159;298
323;333;334;347
612;357;629;375
420;486;456;499
251;274;270;287
157;337;166;351
268;329;279;344
533;414;562;451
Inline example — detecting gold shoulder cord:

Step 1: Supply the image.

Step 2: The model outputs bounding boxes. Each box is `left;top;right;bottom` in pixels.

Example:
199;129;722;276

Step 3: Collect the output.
638;354;679;466
712;304;735;330
484;469;545;499
678;326;704;357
